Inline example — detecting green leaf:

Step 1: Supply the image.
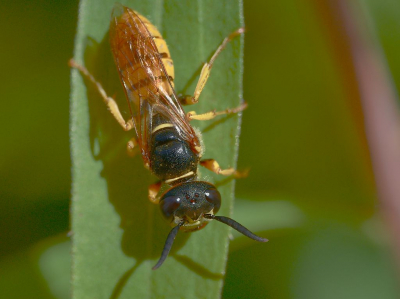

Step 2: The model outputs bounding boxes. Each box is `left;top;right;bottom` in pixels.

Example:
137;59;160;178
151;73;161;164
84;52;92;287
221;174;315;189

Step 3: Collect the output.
70;0;243;298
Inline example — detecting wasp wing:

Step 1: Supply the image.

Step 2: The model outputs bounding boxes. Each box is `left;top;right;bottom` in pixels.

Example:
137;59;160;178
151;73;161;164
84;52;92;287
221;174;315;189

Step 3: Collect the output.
110;4;200;166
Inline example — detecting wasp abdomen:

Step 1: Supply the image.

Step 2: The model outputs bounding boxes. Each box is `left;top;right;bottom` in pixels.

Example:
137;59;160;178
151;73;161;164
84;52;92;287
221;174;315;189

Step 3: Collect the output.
111;9;175;101
150;128;199;183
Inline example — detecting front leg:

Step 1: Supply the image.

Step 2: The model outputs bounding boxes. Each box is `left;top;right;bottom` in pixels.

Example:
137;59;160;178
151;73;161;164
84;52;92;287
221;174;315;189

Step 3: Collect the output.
200;159;248;178
148;181;162;204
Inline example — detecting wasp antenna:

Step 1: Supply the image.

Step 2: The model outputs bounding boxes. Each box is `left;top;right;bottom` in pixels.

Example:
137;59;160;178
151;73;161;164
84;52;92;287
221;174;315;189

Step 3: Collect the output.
205;215;268;243
152;222;183;270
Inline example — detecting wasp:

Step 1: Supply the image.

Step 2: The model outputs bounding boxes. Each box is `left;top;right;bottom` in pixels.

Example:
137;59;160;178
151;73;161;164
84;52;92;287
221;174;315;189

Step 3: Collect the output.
70;3;267;270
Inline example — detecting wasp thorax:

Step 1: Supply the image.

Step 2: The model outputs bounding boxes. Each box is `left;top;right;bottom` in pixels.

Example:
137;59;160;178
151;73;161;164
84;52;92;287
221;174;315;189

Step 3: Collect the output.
159;181;221;231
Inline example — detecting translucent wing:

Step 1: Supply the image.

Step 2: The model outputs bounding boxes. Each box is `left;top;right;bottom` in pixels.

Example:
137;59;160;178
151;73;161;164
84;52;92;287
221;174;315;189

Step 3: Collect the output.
110;4;200;166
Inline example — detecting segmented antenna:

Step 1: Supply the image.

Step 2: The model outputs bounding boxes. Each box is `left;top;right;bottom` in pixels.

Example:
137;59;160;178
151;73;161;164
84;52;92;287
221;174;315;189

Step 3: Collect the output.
152;222;184;270
205;214;268;242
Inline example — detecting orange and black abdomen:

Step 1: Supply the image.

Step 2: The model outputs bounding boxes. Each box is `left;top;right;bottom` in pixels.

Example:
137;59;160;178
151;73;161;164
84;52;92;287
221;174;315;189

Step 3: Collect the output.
110;6;175;101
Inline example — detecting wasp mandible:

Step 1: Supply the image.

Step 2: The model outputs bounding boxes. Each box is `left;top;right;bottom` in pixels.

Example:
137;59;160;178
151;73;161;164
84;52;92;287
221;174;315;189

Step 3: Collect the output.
70;3;267;270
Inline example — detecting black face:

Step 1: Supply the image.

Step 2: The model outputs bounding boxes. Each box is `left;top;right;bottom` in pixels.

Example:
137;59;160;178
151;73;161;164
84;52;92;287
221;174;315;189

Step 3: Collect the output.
154;181;267;270
160;181;221;223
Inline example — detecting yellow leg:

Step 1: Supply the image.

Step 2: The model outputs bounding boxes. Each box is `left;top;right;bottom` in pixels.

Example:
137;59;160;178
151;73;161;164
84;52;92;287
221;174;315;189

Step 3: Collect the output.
200;159;234;175
148;181;162;204
69;59;134;131
179;28;245;106
126;137;139;157
187;102;247;121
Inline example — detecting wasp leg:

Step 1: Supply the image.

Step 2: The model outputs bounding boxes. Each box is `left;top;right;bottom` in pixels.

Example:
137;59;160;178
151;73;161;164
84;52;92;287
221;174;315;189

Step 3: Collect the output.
149;181;162;204
187;102;247;121
178;28;245;106
200;159;248;178
69;59;134;131
126;137;139;157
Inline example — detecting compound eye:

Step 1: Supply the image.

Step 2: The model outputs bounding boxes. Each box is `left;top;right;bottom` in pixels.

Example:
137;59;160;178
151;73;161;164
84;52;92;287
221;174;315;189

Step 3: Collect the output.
160;196;181;220
204;188;221;214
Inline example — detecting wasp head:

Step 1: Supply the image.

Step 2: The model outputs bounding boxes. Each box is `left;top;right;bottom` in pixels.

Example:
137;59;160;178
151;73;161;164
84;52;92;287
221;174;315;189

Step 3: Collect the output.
159;181;221;232
153;181;267;270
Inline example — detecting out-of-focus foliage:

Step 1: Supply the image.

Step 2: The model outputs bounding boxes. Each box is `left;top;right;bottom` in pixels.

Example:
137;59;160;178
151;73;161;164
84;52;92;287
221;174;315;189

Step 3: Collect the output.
1;0;400;298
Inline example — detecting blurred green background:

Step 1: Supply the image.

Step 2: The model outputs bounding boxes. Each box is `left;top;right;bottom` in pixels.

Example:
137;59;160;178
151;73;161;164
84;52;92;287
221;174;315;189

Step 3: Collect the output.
1;0;400;298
